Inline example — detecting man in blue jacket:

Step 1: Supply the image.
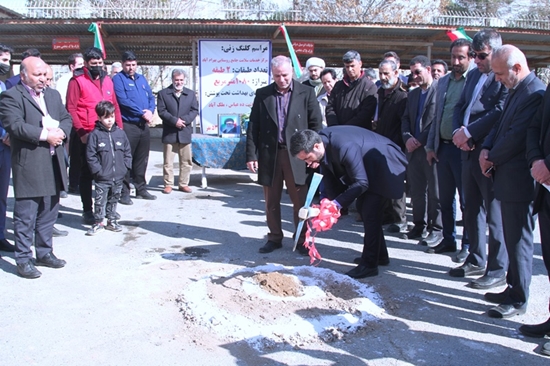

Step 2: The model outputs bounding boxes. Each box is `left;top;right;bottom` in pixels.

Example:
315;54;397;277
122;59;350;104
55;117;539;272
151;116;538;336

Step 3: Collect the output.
112;51;156;204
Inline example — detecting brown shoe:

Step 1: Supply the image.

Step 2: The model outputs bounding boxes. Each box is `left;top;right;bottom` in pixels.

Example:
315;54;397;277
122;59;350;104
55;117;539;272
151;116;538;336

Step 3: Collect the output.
179;186;192;193
163;186;172;194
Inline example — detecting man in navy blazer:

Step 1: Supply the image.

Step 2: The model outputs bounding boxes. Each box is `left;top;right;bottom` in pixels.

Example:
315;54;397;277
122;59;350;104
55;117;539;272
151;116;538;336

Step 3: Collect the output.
290;126;407;278
401;55;442;245
449;29;509;291
480;45;545;318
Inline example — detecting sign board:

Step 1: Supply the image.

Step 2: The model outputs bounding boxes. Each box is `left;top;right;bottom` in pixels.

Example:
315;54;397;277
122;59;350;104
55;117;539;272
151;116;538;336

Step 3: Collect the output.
198;39;271;135
292;41;314;55
52;38;80;51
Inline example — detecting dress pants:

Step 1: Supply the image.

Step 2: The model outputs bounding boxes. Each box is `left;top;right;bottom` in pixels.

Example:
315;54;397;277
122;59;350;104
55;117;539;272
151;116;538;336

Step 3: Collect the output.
0;145;10;239
13;158;61;263
407;147;442;232
500;200;534;305
437;142;469;247
75;137;93;213
461;148;508;278
537;189;550;313
357;190;389;267
263;148;307;244
381;191;406;225
163;142;192;187
122;122;151;196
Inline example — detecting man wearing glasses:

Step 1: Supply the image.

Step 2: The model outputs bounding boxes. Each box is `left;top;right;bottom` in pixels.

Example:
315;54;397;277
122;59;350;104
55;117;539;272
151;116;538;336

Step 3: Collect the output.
449;29;509;291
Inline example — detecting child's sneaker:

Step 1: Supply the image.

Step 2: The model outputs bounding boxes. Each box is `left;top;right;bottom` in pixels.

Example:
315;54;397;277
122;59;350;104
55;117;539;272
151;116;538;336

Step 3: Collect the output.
105;220;122;232
86;223;104;236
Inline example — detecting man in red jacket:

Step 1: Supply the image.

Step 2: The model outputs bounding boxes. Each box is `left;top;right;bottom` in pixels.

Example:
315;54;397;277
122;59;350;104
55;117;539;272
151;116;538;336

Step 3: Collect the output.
66;46;122;225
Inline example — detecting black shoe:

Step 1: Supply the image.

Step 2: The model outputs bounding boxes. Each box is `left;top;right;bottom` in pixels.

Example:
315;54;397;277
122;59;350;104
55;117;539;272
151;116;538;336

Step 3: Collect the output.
119;196;133;205
17;261;42;279
386;222;408;233
426;241;456;254
0;238;15;252
519;318;550;338
420;232;444;247
52;226;68;237
488;303;526;318
82;211;95;225
353;257;390;266
35;252;66;268
484;289;510;304
346;265;378;279
449;262;486;277
136;191;157;200
401;226;427;240
60;190;68;198
453;247;469;263
469;275;506;290
296;243;309;256
259;241;282;253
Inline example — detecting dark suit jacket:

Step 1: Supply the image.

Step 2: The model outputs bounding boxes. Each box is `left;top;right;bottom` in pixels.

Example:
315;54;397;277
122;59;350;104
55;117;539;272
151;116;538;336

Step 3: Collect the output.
483;72;545;202
452;68;508;159
246;81;323;186
0;83;72;198
526;83;550;213
401;79;438;147
157;85;198;145
426;63;475;153
319;125;407;209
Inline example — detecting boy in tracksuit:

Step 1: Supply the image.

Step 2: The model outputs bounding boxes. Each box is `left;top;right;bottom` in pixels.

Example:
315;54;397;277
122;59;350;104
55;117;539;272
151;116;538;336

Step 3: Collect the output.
85;101;132;235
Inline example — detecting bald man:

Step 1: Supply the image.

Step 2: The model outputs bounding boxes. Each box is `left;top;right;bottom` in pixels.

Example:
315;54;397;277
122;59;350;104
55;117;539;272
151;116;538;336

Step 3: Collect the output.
480;45;546;318
0;57;72;279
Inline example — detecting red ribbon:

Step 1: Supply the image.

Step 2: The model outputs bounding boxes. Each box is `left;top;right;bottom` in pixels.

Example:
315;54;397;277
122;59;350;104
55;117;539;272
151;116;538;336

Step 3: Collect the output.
303;198;341;265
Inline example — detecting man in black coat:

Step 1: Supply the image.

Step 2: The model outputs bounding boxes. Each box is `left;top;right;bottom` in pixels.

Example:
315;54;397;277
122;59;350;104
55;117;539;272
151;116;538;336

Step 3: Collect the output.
480;45;545;318
290;126;407;278
246;55;323;254
157;69;198;194
0;57;72;279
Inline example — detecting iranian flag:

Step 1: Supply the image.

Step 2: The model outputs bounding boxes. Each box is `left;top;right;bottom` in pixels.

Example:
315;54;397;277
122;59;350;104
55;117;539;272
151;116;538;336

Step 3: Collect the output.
446;27;472;42
278;24;302;78
88;22;106;59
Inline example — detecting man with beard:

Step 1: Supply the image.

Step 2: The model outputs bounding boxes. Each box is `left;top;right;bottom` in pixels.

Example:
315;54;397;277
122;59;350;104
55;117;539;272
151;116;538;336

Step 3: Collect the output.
479;45;545;318
375;59;408;233
425;39;474;259
0;43;14;253
449;29;509;291
326;50;377;130
157;69;198;194
66;46;123;225
401;55;443;246
302;57;325;97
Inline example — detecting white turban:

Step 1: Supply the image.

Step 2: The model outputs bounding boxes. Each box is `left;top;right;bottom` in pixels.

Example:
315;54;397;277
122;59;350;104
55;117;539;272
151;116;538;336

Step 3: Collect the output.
305;57;325;70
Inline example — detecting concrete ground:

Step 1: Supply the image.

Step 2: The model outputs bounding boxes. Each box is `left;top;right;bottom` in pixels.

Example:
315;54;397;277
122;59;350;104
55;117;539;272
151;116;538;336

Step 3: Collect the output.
1;134;550;365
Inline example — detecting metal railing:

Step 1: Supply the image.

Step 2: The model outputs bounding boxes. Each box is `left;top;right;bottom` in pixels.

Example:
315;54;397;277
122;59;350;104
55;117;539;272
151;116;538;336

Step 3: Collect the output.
9;2;550;31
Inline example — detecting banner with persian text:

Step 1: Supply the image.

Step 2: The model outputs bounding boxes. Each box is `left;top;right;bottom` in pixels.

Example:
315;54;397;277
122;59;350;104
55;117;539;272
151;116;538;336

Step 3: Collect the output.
198;40;272;135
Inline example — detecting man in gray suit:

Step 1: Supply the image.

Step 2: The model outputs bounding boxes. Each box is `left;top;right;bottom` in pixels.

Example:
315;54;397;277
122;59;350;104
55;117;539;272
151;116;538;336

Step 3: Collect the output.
480;45;545;318
0;57;72;279
401;55;442;246
426;39;474;258
246;55;323;254
450;29;509;291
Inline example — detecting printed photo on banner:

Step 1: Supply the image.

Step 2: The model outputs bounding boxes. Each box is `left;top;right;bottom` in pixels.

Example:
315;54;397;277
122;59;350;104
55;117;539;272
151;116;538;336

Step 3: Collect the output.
218;114;240;137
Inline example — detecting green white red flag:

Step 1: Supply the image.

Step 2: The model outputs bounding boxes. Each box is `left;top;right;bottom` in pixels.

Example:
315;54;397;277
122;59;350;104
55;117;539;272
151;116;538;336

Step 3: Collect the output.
278;24;302;78
446;27;472;42
88;22;106;59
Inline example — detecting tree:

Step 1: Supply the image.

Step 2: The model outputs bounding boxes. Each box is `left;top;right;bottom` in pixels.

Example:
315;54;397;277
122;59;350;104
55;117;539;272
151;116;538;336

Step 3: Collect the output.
441;0;513;14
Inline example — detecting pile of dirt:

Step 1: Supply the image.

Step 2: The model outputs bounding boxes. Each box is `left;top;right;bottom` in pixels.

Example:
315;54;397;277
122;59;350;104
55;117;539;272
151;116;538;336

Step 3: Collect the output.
176;265;384;350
